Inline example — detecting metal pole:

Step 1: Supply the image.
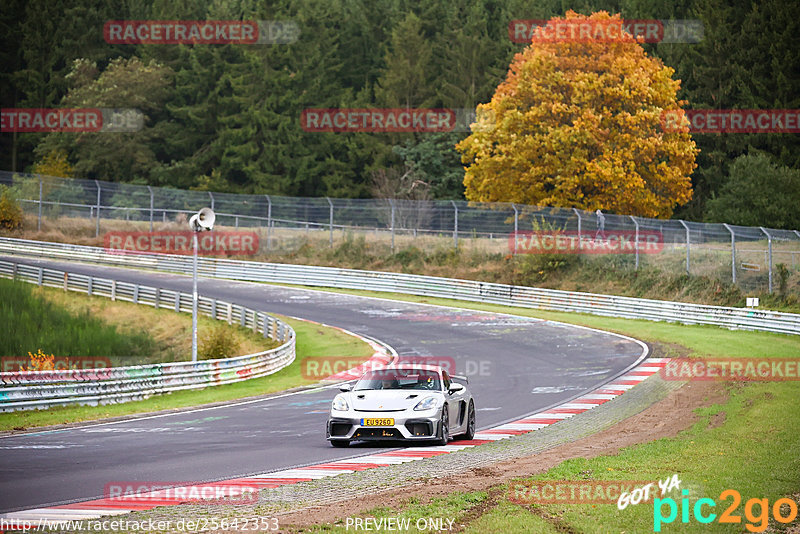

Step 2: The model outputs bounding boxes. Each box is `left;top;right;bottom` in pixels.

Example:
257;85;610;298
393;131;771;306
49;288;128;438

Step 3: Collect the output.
389;199;396;253
265;195;272;249
147;186;154;232
451;200;458;250
794;230;800;271
630;216;639;270
723;223;736;284
94;180;101;237
326;197;334;248
192;232;199;362
37;175;42;232
512;204;519;255
208;191;214;211
760;227;772;293
678;220;690;275
573;208;581;252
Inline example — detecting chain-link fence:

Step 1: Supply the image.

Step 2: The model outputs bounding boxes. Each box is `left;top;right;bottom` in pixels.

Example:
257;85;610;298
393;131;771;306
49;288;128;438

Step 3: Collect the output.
2;170;798;294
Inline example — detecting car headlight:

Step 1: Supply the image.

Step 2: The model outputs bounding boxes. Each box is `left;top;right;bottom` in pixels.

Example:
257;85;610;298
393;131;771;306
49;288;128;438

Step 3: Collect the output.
332;395;349;411
414;396;437;411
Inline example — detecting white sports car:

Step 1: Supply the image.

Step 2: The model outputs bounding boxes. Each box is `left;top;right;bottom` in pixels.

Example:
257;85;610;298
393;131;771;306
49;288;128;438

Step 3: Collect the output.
326;365;476;447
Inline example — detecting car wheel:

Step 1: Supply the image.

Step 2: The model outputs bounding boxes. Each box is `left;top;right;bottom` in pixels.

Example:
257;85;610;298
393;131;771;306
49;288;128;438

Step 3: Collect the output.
456;400;475;441
330;440;349;448
434;406;449;445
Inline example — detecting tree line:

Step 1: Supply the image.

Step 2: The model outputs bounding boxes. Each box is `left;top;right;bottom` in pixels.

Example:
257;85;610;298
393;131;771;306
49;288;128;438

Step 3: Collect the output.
1;0;798;227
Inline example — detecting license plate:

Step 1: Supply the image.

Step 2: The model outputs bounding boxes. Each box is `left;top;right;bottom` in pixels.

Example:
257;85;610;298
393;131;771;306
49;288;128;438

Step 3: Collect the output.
361;418;394;426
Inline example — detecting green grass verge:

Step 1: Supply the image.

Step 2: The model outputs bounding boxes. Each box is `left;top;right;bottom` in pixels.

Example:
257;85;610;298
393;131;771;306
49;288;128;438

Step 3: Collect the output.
0;314;374;431
0;276;157;360
3;280;282;367
271;285;800;533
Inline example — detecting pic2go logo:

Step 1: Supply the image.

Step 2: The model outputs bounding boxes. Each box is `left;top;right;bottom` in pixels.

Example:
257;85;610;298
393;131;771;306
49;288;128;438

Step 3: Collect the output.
654;489;798;532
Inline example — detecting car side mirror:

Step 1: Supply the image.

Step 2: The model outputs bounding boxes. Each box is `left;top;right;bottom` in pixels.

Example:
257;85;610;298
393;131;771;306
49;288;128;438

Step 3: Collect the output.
339;384;352;392
448;383;464;394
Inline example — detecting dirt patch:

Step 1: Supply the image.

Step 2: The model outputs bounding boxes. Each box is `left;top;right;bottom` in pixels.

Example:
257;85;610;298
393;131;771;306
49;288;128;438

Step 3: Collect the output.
520;503;581;534
449;487;503;533
278;380;728;530
708;410;726;429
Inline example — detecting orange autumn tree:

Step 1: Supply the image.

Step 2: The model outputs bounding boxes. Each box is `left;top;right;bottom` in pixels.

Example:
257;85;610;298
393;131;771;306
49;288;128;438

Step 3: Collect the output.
457;11;697;218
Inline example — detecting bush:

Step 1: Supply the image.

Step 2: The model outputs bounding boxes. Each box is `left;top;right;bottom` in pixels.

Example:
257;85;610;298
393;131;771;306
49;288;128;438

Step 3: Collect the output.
776;263;790;295
392;246;425;269
329;234;372;266
199;324;238;360
512;253;580;284
0;186;24;231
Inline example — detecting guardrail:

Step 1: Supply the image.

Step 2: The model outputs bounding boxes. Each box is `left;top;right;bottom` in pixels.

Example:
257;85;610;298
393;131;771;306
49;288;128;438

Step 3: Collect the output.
0;259;295;412
1;236;799;335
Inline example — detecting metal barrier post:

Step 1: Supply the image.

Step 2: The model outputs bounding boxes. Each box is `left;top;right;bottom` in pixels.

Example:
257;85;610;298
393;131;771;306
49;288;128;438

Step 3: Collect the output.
761;227;773;293
37;175;42;231
679;220;690;275
513;204;519;255
327;197;333;248
451;200;459;250
94;180;101;237
573;208;581;252
630;216;639;270
147;186;154;232
265;195;272;249
389;199;396;253
208;192;215;211
723;223;736;283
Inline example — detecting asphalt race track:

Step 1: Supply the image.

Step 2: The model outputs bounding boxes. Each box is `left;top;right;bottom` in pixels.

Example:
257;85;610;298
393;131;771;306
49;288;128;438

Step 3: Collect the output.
0;257;647;513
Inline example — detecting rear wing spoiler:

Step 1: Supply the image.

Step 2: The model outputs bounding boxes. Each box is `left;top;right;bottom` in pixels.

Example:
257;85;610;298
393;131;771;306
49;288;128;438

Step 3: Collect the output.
451;374;469;385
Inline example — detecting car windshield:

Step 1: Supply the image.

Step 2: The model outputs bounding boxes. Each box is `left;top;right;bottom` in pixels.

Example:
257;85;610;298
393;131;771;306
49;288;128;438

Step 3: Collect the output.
354;369;441;391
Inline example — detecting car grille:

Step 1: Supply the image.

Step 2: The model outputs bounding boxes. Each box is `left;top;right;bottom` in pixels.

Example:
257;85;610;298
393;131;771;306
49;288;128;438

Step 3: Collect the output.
353;428;402;439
